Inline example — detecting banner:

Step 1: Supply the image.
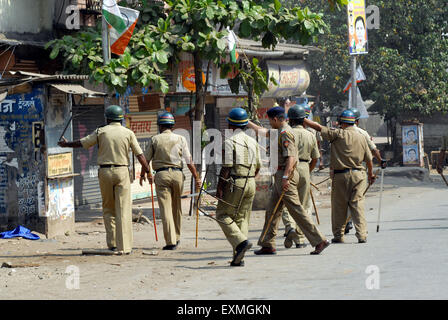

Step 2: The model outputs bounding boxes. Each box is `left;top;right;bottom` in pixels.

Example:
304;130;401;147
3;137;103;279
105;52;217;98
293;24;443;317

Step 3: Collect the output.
347;0;368;55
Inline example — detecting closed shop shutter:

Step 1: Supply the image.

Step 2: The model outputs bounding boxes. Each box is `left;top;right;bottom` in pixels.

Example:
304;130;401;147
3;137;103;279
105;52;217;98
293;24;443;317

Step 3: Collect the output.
126;112;159;200
173;115;193;195
72;104;105;208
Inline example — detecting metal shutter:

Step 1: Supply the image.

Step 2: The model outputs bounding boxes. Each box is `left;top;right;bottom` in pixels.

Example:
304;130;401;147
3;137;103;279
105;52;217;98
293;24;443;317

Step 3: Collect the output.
72;104;105;208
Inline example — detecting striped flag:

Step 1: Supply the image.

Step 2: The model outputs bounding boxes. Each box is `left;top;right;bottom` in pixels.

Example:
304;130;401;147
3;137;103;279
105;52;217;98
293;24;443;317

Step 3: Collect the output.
227;27;239;63
102;0;139;55
343;64;366;92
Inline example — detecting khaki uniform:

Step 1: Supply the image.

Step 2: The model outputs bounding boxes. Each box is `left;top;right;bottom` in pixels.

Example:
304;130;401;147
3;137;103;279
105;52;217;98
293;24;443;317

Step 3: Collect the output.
282;125;320;244
144;130;191;246
216;130;261;250
81;122;143;253
355;125;377;152
320;126;372;241
258;123;326;249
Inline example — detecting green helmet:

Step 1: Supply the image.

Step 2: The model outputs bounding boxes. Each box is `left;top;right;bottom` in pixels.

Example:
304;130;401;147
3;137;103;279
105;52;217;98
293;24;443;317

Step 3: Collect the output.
105;105;124;121
287;104;307;120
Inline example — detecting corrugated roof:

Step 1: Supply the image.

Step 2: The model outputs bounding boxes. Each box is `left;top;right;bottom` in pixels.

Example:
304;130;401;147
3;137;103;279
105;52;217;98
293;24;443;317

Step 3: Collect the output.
9;71;89;81
50;84;106;97
236;39;322;57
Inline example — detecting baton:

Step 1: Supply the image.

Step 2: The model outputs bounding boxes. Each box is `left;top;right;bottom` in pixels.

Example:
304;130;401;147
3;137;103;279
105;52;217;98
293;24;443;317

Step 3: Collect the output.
310;188;320;225
376;169;385;232
440;172;448;187
150;182;158;241
260;162;297;243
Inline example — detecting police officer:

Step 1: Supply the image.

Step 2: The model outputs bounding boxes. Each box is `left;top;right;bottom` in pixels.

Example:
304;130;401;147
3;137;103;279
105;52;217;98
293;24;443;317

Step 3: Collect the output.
282;105;321;249
141;112;201;250
58;105;150;255
304;105;325;170
304;109;375;243
248;106;329;255
216;108;261;266
343;108;386;234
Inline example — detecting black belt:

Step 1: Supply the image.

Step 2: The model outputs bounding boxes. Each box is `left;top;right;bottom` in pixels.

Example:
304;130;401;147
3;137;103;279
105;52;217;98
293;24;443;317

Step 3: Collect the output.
99;164;127;168
231;175;256;179
155;167;182;173
299;159;310;162
334;168;361;174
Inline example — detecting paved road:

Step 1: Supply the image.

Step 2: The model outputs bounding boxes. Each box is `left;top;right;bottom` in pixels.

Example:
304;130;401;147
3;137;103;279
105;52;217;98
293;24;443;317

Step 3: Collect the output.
153;176;448;300
1;175;447;300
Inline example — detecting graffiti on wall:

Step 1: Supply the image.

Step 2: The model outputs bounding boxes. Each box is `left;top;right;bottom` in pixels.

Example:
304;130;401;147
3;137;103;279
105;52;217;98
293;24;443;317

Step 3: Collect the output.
0;86;45;228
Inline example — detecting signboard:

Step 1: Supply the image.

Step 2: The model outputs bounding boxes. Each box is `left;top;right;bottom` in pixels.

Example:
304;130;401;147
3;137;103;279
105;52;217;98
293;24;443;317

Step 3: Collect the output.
47;152;73;177
262;60;310;98
347;0;368;55
402;123;424;167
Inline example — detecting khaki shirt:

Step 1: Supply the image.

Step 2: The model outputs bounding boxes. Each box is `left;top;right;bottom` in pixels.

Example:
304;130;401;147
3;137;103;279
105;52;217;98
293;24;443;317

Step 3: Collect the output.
321;126;372;170
144;130;192;171
80;122;142;166
292;125;320;162
277;123;298;168
222;130;261;177
307;127;323;143
355;125;377;151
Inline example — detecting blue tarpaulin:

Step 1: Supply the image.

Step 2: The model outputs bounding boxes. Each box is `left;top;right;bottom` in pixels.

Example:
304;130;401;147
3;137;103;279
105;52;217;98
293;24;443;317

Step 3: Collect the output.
0;226;40;240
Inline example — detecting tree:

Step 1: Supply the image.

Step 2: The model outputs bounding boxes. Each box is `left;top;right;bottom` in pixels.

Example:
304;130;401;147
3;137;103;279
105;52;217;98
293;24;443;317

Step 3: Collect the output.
283;0;448;152
47;0;347;123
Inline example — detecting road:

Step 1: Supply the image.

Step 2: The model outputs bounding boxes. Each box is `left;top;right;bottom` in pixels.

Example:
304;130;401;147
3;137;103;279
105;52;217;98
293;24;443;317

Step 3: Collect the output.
1;172;447;300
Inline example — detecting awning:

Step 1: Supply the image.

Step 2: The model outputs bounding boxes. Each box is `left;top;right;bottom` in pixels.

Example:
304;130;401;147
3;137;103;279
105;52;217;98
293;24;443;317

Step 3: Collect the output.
50;84;106;97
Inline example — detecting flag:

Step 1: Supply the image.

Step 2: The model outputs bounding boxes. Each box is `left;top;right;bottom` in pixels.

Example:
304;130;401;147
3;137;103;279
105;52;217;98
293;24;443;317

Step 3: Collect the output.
103;0;140;56
227;27;239;63
343;64;366;92
348;87;369;119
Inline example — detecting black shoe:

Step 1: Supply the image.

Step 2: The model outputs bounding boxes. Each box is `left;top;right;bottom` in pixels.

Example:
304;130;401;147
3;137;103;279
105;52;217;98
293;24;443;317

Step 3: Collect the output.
108;247;117;252
254;247;276;255
358;239;367;243
232;240;253;265
284;229;296;249
295;243;307;248
331;238;344;243
345;222;353;234
163;244;177;250
230;260;245;267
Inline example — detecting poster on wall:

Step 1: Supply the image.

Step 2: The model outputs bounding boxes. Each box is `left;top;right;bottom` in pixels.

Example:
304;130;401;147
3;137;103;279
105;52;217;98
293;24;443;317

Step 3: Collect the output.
46;178;74;220
402;123;424;167
347;0;368;55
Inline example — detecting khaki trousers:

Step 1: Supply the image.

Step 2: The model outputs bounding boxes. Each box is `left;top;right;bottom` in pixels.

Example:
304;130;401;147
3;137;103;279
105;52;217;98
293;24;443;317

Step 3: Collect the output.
331;170;367;241
98;167;133;253
154;169;184;246
258;170;326;248
216;178;256;250
281;162;311;244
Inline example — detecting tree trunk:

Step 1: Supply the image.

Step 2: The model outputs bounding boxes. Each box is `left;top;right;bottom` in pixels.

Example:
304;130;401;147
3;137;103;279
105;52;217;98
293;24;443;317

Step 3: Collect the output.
193;52;205;124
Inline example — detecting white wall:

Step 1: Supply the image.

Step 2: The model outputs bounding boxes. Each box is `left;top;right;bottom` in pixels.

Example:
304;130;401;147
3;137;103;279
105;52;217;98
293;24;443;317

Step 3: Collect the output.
0;0;55;34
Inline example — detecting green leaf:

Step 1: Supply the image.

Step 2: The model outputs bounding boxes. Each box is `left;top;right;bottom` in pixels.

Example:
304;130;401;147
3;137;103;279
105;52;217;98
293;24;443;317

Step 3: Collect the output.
155;51;168;64
274;0;282;12
50;46;60;59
